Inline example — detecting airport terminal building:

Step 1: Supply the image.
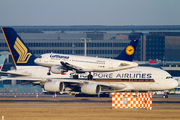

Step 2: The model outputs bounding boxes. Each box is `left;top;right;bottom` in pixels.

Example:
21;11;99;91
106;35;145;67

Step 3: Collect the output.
1;25;180;85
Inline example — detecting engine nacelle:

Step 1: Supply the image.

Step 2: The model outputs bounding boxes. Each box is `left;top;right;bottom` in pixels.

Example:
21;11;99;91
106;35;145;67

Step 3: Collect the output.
81;83;101;95
50;65;68;74
44;81;64;92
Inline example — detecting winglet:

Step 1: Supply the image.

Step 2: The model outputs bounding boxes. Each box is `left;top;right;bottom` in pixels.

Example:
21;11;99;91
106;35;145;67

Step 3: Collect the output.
1;27;36;66
114;40;138;61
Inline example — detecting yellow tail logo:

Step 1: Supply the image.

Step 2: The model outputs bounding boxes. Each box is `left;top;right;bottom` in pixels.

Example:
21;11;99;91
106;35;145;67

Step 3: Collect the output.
125;45;134;55
14;37;32;63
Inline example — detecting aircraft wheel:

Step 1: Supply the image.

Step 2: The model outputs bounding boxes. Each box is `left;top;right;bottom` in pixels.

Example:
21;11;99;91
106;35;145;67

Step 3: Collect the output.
47;72;51;75
88;75;93;80
162;95;168;98
73;75;78;79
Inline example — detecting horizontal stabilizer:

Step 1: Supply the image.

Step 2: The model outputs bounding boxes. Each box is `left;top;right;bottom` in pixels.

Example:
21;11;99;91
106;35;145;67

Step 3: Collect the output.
0;71;30;77
0;77;43;81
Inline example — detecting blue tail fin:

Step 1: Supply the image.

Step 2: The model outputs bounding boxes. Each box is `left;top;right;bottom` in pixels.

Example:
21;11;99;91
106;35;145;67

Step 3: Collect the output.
1;27;37;66
0;51;10;71
114;40;138;61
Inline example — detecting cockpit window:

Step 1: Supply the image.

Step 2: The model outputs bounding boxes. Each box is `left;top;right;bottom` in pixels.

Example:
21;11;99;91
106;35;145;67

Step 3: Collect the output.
38;56;42;58
166;76;173;79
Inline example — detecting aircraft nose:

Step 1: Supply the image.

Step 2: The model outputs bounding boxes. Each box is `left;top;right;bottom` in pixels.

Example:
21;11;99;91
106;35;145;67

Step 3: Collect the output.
171;79;179;89
34;58;39;64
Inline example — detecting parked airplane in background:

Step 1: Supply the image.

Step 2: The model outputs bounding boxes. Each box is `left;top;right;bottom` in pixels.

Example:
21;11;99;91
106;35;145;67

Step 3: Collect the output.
2;27;139;80
0;51;10;71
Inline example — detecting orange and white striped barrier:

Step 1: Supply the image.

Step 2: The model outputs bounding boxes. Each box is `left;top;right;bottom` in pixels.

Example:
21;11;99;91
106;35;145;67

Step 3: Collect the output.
111;92;154;110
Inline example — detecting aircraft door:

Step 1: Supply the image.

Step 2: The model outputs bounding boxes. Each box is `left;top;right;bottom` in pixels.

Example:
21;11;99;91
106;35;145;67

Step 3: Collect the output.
109;60;113;69
44;55;49;63
155;78;160;84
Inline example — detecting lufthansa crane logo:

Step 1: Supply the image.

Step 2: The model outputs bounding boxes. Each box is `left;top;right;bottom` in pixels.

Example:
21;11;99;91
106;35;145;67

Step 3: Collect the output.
14;37;32;63
126;45;134;55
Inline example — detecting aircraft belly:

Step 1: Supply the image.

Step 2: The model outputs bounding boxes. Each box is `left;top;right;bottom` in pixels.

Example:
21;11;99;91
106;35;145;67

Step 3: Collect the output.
37;63;52;67
125;83;155;91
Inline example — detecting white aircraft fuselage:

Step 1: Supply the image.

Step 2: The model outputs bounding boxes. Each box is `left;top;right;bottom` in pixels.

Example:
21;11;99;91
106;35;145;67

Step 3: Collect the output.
34;53;138;72
4;66;178;91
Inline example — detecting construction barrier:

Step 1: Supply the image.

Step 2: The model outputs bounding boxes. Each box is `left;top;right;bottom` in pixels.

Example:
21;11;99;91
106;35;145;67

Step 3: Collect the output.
111;92;154;110
36;91;38;98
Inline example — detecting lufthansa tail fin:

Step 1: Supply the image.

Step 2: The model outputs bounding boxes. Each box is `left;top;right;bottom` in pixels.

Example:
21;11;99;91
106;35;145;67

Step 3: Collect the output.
0;51;10;71
114;40;138;61
1;27;37;67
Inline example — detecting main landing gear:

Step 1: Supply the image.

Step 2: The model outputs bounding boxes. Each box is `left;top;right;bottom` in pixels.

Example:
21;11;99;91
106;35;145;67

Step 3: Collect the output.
87;72;93;80
73;69;78;79
72;70;93;80
162;92;168;98
47;68;51;75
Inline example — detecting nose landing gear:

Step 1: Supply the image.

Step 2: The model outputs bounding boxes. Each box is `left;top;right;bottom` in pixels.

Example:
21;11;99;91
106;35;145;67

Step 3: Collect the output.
72;69;78;79
47;68;51;75
87;72;93;80
72;70;93;80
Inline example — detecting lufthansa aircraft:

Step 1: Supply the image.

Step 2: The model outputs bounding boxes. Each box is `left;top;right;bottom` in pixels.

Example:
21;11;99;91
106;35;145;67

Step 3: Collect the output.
2;27;138;80
0;27;178;96
34;42;138;80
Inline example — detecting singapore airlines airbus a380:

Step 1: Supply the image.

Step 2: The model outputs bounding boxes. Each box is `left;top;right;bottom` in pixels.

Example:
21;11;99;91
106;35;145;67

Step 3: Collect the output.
1;27;178;96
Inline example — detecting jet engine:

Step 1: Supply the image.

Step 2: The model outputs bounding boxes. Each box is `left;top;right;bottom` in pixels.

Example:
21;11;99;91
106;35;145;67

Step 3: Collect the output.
50;65;68;74
81;83;101;95
44;81;64;92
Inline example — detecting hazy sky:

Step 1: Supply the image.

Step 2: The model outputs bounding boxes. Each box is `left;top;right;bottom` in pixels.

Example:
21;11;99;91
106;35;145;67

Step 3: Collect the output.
0;0;180;26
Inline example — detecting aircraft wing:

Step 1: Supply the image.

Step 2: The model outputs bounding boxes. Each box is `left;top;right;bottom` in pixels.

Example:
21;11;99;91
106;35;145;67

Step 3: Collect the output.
50;78;128;93
0;71;30;77
60;61;93;72
86;80;127;92
0;76;129;93
0;77;49;86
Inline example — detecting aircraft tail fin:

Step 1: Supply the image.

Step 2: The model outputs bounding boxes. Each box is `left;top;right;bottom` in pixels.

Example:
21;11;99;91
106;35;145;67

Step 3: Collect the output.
0;51;10;71
114;40;138;61
1;27;37;68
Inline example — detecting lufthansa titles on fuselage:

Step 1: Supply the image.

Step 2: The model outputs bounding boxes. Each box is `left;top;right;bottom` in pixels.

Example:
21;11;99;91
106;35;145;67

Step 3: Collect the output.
50;54;69;59
50;54;105;64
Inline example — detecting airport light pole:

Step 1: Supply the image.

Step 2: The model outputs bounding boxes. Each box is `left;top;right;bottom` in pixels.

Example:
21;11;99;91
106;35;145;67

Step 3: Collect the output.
81;38;91;56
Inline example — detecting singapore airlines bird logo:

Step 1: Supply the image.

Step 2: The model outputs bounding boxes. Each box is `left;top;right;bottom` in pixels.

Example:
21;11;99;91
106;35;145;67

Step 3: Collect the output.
14;37;32;63
125;45;134;55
